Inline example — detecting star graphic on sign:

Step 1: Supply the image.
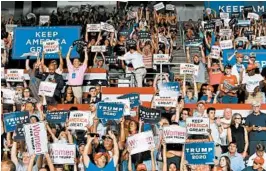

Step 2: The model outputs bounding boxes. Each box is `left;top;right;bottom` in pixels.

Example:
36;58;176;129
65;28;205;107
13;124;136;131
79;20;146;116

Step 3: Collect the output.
98;80;102;85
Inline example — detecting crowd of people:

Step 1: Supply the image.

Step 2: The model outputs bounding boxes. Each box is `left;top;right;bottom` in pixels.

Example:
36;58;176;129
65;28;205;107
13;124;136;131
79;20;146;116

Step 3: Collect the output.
1;1;266;171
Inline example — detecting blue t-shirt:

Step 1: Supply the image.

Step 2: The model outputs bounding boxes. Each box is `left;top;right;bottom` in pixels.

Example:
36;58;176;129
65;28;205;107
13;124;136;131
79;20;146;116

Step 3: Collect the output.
245;112;266;141
200;95;214;104
184;96;198;104
86;159;115;171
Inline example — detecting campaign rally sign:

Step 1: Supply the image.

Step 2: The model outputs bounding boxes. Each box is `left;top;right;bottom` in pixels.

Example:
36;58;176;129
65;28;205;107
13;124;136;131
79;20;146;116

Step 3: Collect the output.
24;122;48;155
248;12;260;20
204;22;215;30
87;24;101;32
154;2;165;11
219;29;232;37
237;20;251;27
97;102;124;120
38;81;57;97
100;22;115;32
6;69;24;82
256;36;266;45
220;12;229;19
210;45;221;59
204;2;266;15
127;131;155;155
117;93;140;108
13;26;80;59
154;96;177;107
220;40;233;50
158;82;180;97
153;54;170;64
186;117;210;135
68;111;90;130
223;49;266;68
14;123;26;141
104;98;130;116
43;40;59;53
138;31;151;40
180;63;197;75
46;110;69;123
184;38;202;47
166;4;175;11
5;24;17;33
39;16;50;25
91;46;106;52
49;143;75;164
185;142;215;165
163;125;187;144
2;88;16;104
139;106;161;124
3;111;30;132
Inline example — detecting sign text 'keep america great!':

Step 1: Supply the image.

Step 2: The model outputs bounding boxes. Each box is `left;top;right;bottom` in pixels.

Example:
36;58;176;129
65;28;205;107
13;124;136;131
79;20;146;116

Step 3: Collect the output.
12;26;80;59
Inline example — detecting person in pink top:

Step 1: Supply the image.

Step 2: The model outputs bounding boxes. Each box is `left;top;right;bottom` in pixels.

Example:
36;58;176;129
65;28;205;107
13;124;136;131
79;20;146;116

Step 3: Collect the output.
66;45;88;103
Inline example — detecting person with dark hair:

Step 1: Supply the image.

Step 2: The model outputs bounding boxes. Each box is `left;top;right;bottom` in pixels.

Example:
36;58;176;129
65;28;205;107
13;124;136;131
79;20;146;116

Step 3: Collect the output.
213;156;232;171
221;142;245;171
62;86;78;104
118;43;146;87
227;113;249;157
83;87;101;104
247;144;266;169
1;160;16;171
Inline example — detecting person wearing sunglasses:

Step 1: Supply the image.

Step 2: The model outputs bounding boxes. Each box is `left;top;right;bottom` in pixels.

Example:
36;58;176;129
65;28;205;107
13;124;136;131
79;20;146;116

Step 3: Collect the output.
227;113;249;158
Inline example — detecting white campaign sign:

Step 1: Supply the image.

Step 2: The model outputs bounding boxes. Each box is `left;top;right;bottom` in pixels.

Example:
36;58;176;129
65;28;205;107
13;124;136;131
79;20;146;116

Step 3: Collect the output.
87;24;101;32
39;16;50;25
100;22;115;32
166;4;175;11
256;36;266;45
247;13;260;20
24;122;48;155
163;125;187;144
153;54;170;64
154;96;177;107
220;40;233;50
5;24;17;33
6;69;24;82
68;111;90;130
2;88;16;104
91;46;106;52
49;143;75;164
211;46;221;59
186;117;210;135
219;29;232;37
127;131;155;155
180;63;197;75
38;81;57;97
43;40;59;53
154;2;165;11
220;12;229;20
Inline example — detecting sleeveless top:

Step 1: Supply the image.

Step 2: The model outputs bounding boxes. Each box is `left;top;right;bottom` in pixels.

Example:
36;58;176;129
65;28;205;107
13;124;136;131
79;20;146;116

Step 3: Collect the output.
230;125;245;153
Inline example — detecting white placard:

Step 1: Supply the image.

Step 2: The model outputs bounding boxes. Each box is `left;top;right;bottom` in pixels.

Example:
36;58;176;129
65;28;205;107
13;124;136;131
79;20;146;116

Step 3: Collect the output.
2;88;16;104
20;52;39;57
5;24;17;33
153;54;170;64
154;2;165;11
220;12;229;20
180;63;197;75
87;24;101;32
186;117;210;135
224;19;230;27
163;125;187;144
38;81;57;97
39;16;50;25
6;69;24;82
49;143;75;164
68;111;90;130
104;98;130;116
24;122;48;155
100;22;115;32
127;131;155;155
219;29;232;37
43;40;59;53
256;36;266;45
211;45;221;59
235;37;248;42
91;46;106;52
166;4;175;11
247;13;260;20
220;40;233;50
154;96;177;107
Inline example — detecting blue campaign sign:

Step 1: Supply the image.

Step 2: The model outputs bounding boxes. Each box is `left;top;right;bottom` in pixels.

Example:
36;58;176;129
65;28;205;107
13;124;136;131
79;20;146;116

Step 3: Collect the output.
46;110;69;123
12;26;81;59
204;2;266;15
160;82;180;92
97;102;124;120
117;93;140;108
222;49;266;68
3;111;30;132
185;142;215;165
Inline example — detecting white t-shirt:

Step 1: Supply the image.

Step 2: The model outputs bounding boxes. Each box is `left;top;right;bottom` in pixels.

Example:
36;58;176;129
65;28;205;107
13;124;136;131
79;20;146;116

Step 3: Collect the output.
242;74;263;93
210;122;221;145
121;51;145;69
231;64;245;84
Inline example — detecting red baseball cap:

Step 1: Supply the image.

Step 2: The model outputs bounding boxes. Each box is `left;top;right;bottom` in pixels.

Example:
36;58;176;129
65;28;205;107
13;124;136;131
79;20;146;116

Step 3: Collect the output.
254;157;264;165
